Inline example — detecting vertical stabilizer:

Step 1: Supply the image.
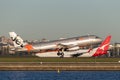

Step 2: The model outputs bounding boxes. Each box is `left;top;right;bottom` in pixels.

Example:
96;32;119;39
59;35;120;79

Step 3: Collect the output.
9;32;26;48
92;35;111;57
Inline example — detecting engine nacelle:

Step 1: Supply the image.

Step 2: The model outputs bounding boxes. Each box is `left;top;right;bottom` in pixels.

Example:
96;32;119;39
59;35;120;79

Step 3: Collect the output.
67;46;79;51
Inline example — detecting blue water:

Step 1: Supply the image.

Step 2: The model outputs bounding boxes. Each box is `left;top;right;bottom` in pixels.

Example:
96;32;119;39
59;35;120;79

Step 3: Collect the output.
0;71;119;80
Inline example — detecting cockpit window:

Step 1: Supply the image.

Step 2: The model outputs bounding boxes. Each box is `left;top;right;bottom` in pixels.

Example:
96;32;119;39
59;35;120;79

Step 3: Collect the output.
95;36;99;38
76;38;79;40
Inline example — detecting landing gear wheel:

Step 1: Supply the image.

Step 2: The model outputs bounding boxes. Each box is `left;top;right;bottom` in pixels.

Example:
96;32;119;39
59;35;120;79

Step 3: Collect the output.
57;52;64;58
57;52;60;56
60;52;64;58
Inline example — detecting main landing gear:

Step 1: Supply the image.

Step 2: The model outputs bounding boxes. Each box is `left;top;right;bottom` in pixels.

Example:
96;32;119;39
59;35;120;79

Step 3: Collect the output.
57;48;64;58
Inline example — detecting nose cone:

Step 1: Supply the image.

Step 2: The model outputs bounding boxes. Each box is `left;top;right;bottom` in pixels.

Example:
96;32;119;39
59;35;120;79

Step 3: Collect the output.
92;36;102;44
96;38;102;44
98;38;102;42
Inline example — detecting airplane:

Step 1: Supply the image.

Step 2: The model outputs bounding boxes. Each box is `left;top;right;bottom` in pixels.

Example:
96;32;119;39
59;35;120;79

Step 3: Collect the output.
9;32;102;57
35;35;111;57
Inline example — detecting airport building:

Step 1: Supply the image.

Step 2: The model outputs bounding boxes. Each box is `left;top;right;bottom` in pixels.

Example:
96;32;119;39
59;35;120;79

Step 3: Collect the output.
0;36;14;55
110;43;120;57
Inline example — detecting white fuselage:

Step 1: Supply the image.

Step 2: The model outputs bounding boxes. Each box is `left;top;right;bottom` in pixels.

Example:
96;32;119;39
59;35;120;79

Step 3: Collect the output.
35;48;97;57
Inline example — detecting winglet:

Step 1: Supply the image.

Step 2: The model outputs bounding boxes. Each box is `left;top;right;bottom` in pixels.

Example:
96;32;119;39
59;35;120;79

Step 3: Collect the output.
92;35;111;57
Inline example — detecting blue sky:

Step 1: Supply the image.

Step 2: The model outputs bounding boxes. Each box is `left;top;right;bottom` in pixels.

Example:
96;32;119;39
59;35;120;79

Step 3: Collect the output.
0;0;120;42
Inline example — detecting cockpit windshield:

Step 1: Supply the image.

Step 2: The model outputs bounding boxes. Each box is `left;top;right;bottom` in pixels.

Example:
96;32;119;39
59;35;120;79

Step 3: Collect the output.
95;36;100;38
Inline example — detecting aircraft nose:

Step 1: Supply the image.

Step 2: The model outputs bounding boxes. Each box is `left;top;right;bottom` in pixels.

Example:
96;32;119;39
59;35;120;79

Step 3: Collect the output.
97;38;102;43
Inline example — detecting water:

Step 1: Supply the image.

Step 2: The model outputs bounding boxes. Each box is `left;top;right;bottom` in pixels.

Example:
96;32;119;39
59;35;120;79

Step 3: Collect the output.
0;71;119;80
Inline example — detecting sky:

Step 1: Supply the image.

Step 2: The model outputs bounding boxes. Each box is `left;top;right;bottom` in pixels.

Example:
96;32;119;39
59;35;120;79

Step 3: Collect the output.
0;0;120;43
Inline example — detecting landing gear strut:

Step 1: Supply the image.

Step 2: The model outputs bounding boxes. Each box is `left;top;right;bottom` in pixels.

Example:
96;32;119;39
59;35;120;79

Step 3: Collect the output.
57;48;64;58
57;52;64;58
